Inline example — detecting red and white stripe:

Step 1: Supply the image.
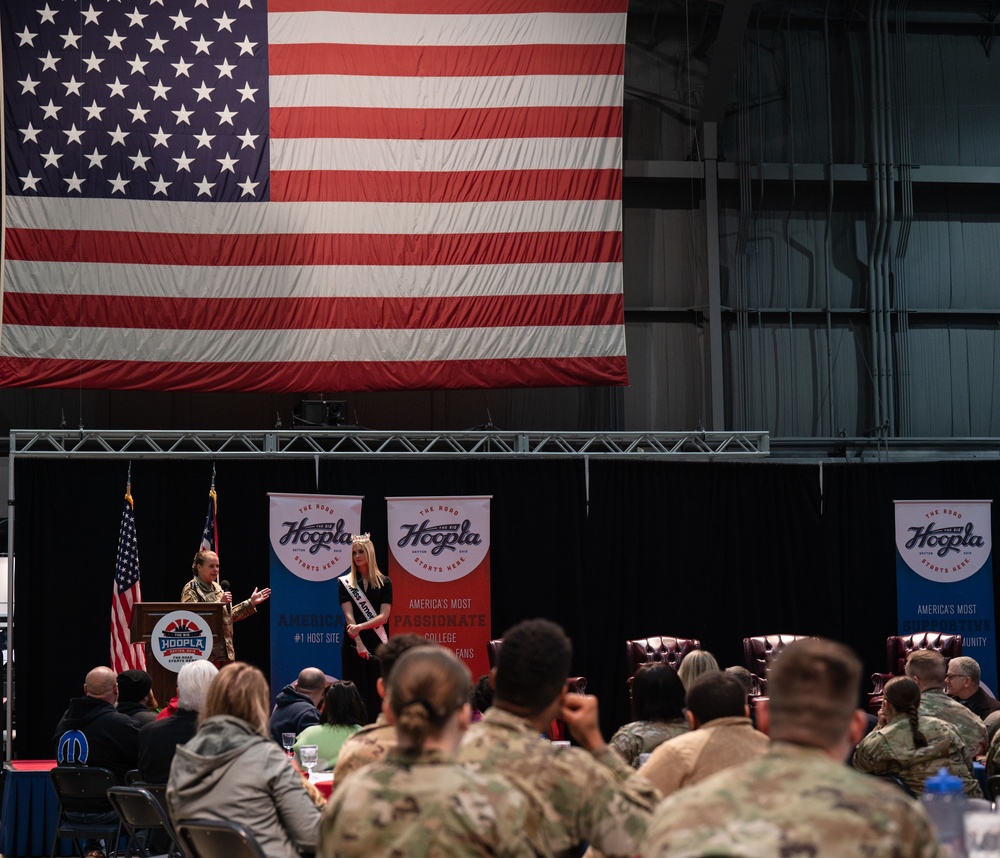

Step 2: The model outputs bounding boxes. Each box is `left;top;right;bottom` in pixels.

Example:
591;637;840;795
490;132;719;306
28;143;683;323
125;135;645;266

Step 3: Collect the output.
1;0;628;392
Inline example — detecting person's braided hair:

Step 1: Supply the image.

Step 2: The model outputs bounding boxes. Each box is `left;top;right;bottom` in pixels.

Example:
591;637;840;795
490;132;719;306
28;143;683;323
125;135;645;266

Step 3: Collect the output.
884;676;928;749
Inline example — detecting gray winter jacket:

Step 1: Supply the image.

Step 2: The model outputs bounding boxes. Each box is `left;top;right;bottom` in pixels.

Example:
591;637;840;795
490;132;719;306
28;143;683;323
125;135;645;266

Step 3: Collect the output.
167;714;320;858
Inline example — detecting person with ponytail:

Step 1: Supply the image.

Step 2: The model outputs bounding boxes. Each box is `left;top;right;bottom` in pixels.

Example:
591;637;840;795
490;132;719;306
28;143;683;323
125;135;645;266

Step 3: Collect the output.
318;646;535;857
853;675;981;797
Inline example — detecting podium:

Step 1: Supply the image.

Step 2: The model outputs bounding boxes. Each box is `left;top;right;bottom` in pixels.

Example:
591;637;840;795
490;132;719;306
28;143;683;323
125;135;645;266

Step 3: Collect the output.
130;602;224;709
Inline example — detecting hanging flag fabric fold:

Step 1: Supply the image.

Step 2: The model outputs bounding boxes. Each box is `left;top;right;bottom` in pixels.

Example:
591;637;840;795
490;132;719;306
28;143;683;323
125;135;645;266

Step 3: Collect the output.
111;488;146;673
200;485;218;554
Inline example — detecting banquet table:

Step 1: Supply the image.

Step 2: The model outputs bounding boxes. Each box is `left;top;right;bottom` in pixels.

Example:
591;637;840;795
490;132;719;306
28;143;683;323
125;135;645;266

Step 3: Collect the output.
0;760;73;857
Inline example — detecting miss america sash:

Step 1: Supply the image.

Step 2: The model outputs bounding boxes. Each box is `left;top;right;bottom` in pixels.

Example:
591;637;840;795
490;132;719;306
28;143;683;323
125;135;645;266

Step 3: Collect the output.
339;574;389;645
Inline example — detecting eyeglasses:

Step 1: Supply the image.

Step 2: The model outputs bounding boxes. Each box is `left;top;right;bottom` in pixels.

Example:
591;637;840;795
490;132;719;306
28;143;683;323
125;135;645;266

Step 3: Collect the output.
944;673;968;682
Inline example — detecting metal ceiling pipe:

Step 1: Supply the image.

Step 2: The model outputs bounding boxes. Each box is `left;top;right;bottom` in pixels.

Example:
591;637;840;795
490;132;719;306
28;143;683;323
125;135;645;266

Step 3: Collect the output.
867;0;887;433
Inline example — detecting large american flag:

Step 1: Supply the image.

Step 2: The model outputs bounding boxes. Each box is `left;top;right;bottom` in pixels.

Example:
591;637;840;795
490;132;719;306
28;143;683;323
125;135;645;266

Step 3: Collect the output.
0;0;627;392
111;487;146;673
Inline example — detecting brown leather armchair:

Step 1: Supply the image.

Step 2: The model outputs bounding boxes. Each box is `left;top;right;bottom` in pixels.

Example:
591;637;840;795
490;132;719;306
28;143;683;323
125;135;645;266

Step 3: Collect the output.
868;632;963;714
743;634;814;698
625;636;701;686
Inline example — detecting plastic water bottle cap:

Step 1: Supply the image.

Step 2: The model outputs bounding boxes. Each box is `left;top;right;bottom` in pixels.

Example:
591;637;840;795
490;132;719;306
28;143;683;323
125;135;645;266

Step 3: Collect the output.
924;767;964;794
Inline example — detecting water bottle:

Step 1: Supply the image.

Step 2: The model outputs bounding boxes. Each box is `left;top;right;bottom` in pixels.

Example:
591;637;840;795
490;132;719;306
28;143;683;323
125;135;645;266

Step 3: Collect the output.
922;767;967;858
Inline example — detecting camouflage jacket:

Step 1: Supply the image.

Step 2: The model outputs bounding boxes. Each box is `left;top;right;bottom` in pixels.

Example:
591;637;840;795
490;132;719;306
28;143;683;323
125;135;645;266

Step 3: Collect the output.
318;747;535;858
639;741;941;858
919;688;987;757
609;717;689;768
332;713;396;788
180;577;255;663
853;713;982;797
458;707;661;858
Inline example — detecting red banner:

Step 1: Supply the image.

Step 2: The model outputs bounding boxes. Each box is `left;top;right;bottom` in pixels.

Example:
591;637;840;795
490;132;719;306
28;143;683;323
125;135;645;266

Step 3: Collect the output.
387;496;491;680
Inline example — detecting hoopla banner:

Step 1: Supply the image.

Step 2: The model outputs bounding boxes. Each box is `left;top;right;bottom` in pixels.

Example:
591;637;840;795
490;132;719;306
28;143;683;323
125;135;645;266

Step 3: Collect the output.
268;493;363;703
387;496;492;680
895;500;996;692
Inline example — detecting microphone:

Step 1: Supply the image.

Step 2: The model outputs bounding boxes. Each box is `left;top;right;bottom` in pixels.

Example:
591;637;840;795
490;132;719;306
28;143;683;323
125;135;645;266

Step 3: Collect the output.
221;580;232;613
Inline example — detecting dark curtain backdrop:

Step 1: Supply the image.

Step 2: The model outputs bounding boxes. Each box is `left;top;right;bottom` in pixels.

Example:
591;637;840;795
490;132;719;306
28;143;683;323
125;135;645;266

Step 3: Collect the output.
14;458;315;759
13;456;1000;757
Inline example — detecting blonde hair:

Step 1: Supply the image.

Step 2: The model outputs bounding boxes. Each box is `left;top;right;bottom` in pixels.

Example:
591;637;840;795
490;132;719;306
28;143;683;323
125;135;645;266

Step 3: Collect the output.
348;539;387;589
677;650;720;689
200;662;270;736
387;646;471;745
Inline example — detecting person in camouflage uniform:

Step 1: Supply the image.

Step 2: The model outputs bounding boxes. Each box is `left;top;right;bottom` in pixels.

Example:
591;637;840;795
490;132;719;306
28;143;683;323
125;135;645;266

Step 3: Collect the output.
905;648;988;756
853;675;981;797
332;633;426;787
319;646;534;858
458;618;660;858
610;662;689;768
640;638;940;858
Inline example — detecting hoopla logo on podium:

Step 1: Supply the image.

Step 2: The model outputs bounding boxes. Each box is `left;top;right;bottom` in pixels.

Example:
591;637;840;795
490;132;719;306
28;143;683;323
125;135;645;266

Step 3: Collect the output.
896;501;992;583
150;610;214;671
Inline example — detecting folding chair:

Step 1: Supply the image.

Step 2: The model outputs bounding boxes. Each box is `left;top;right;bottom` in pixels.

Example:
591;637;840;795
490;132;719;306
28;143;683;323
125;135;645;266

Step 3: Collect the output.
48;766;120;858
176;819;268;858
107;786;182;858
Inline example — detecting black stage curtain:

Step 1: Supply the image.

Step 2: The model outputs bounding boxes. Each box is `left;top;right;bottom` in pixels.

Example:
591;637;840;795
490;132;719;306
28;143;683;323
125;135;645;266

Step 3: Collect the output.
13;456;1000;756
14;458;315;759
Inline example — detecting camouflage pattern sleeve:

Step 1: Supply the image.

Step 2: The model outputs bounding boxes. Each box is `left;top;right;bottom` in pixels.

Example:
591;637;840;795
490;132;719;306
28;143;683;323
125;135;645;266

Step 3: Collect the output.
319;753;536;858
459;710;659;857
332;723;396;789
986;728;1000;778
640;744;942;858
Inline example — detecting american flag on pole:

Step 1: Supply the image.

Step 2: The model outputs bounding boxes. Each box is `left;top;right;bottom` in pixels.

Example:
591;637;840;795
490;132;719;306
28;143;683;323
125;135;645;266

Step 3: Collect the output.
200;479;218;553
111;483;146;673
0;0;628;392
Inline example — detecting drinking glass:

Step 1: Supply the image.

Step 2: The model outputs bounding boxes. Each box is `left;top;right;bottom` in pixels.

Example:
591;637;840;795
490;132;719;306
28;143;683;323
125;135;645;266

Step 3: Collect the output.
300;745;319;779
281;732;296;757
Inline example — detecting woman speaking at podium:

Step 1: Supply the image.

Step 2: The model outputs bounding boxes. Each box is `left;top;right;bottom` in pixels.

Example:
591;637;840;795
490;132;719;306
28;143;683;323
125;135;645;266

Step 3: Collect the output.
181;550;271;667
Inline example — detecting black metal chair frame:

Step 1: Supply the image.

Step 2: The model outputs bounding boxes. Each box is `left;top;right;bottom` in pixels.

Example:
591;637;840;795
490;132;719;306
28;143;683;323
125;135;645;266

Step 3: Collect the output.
107;785;183;858
176;819;268;858
48;766;121;858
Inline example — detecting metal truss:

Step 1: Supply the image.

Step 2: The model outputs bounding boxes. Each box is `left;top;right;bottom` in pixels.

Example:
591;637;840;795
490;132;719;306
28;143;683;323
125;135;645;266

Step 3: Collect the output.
10;429;769;459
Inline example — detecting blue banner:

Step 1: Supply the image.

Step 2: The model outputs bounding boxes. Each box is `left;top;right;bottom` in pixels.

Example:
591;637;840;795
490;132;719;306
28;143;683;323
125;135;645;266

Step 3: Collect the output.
268;494;363;704
895;500;996;692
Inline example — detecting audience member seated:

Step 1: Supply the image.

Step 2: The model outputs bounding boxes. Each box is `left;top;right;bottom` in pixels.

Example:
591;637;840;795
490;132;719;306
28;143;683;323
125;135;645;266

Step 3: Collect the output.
53;665;141;784
458;618;660;857
946;656;1000;720
676;650;720;690
116;670;159;725
639;638;939;857
905;649;987;756
293;680;365;771
268;667;328;745
610;663;689;768
724;665;757;725
318;646;535;857
167;662;321;858
471;674;493;722
853;676;981;798
138;660;218;783
333;634;428;786
639;671;769;797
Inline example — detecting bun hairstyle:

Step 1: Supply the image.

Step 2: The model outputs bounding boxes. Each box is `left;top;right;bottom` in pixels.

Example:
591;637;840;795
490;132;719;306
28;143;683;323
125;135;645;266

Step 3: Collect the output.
386;646;472;745
884;676;928;749
192;549;217;572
